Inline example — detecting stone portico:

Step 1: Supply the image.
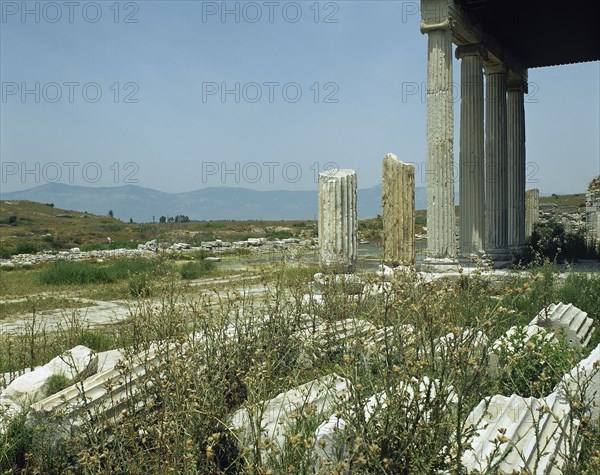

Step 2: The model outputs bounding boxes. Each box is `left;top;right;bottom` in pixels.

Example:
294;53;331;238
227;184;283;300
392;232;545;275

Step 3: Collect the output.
419;0;598;267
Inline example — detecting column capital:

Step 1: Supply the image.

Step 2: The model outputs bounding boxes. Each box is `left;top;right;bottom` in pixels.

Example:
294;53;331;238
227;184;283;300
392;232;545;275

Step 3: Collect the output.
484;63;507;76
507;78;529;94
420;17;453;35
455;44;487;61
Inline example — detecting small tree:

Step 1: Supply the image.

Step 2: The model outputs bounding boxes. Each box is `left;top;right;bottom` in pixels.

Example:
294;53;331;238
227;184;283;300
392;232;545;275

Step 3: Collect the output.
159;216;167;223
129;218;134;224
108;210;114;218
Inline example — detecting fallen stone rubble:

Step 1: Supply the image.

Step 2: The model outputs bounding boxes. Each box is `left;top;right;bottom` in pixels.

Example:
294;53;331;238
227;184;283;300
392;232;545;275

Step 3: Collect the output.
531;302;595;348
461;343;599;475
0;238;317;268
313;376;457;471
0;300;597;474
462;391;575;474
231;374;351;464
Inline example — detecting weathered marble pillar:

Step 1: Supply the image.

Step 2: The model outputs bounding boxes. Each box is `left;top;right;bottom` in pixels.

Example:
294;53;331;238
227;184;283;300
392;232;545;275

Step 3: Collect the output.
525;188;539;237
318;169;357;273
485;64;509;260
420;17;458;268
457;45;486;257
507;77;527;252
382;153;415;266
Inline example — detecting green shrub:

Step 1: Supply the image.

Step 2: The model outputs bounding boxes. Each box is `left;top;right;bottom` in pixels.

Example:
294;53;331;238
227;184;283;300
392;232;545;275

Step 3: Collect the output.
268;230;294;240
178;260;216;280
14;242;37;255
39;259;165;286
518;221;596;265
0;246;11;259
0;411;34;472
39;261;115;285
109;258;161;279
77;331;114;351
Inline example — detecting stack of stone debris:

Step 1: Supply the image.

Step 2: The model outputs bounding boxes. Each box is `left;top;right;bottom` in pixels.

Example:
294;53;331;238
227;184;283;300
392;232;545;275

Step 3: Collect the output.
539;203;586;233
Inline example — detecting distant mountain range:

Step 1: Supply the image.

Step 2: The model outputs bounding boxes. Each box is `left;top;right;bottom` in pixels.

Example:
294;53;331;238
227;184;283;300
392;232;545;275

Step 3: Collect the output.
1;183;428;222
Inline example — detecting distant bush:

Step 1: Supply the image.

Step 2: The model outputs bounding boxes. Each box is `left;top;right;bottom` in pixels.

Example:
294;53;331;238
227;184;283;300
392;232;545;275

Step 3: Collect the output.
0;246;11;259
110;259;162;279
530;221;566;261
14;242;37;255
8;216;17;225
221;248;251;257
268;230;294;240
517;221;598;265
178;260;215;280
40;261;115;285
39;259;165;286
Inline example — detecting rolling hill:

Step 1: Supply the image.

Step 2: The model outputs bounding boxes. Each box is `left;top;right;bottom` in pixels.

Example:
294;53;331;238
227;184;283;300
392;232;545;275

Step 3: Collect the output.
1;183;428;222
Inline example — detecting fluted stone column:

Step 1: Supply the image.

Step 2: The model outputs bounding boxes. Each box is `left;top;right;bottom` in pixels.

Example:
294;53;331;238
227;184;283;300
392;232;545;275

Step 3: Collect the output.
382;153;415;266
525;188;539;237
485;64;509;260
421;18;458;269
457;45;486;257
507;78;527;251
318;169;357;273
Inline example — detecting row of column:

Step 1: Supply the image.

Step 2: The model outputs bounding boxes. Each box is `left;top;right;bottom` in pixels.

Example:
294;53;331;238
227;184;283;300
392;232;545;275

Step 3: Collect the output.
422;19;527;264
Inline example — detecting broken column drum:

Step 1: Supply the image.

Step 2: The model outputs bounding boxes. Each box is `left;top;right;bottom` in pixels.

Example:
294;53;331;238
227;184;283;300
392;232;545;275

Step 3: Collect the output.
382;153;415;266
318;169;358;273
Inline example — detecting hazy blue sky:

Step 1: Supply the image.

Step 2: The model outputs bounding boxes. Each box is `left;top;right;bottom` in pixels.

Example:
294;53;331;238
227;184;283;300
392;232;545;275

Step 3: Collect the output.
1;1;599;195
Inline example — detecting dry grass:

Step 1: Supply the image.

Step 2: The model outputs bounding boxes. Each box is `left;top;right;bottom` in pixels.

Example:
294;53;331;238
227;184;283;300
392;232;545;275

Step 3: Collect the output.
0;261;599;474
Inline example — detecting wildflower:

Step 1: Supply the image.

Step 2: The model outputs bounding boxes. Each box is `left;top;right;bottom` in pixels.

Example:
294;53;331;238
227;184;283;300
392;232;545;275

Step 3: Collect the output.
369;443;380;454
